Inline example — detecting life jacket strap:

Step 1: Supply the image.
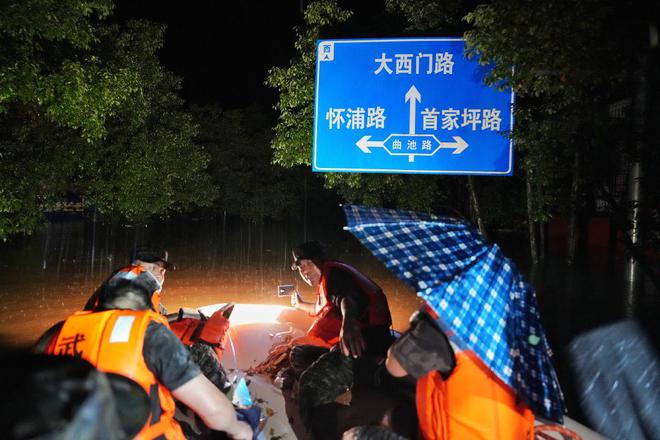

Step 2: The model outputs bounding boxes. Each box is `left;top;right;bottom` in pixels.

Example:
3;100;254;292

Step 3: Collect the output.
149;383;162;424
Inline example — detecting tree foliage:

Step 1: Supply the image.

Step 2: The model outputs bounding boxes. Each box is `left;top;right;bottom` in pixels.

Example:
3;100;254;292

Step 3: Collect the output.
266;0;352;169
267;0;464;212
0;1;216;239
78;20;217;220
384;0;529;228
0;0;139;140
464;0;635;223
191;104;303;223
390;0;660;276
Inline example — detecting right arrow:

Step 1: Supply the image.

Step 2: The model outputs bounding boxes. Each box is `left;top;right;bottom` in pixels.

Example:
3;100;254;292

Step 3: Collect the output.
439;136;468;154
356;135;385;153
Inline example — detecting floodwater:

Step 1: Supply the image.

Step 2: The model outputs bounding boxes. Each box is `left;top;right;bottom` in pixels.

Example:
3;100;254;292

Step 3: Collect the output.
0;211;657;424
0;213;424;348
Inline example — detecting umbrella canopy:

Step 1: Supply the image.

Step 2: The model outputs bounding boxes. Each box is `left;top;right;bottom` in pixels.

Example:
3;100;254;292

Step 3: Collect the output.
343;204;565;423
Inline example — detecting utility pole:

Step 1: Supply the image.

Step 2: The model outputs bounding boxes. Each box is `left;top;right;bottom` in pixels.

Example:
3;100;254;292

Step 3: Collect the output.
526;177;538;266
623;23;656;317
467;176;487;240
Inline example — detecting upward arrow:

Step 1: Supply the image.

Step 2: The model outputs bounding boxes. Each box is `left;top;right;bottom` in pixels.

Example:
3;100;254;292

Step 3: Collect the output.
405;85;421;134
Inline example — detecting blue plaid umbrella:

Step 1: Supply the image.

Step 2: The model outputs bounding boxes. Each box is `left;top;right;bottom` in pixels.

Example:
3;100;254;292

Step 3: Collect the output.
343;204;565;423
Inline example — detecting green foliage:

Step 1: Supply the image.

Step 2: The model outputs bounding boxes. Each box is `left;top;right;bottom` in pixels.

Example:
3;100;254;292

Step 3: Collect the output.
465;1;624;101
191;104;303;222
191;0;660;265
74;21;217;221
267;0;455;212
464;0;634;223
322;173;440;210
0;103;86;237
382;0;531;226
385;0;474;32
0;4;216;239
266;0;352;168
84;110;215;221
0;0;113;48
0;0;140;140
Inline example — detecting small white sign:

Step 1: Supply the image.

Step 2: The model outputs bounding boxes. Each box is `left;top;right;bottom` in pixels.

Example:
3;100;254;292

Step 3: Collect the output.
318;41;334;61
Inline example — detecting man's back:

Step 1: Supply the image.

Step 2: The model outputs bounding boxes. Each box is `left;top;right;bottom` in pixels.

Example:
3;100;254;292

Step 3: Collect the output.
47;308;187;439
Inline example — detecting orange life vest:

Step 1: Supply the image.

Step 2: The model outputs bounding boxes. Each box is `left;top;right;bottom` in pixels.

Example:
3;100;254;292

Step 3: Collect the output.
307;261;392;344
47;309;185;439
416;350;535;440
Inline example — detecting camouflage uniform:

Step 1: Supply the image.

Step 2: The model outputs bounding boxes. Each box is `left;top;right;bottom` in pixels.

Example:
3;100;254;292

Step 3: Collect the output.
296;347;354;420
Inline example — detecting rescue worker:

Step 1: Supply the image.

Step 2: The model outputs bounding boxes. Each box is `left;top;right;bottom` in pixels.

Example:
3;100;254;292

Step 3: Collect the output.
344;304;534;440
35;267;253;440
288;241;394;440
83;245;173;313
84;245;231;396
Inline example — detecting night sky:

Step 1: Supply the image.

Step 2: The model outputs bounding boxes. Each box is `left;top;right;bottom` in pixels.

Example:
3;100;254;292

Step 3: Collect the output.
114;0;305;108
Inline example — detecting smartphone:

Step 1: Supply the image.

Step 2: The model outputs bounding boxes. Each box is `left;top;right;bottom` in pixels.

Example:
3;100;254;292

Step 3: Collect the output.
277;284;296;297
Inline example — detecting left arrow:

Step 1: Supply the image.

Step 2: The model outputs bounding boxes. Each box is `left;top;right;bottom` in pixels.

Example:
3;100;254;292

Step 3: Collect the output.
356;136;385;153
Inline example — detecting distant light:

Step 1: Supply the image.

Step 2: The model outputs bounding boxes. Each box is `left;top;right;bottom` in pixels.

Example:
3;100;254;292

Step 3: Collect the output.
198;303;287;326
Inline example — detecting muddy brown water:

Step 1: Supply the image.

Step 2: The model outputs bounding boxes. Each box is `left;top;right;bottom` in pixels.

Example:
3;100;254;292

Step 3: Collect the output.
0;214;422;347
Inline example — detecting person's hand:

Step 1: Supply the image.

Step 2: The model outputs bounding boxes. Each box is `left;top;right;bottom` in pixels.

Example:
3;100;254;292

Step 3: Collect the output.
339;317;366;358
342;426;360;440
226;420;253;440
290;291;302;309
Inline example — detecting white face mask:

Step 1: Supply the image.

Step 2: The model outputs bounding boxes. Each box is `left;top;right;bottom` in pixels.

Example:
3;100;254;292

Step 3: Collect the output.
141;267;163;293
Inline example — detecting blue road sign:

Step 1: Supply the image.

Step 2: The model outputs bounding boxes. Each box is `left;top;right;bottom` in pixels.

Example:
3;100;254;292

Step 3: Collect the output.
313;38;514;175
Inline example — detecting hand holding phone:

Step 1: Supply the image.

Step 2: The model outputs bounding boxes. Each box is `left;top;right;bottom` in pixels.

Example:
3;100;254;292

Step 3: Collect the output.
290;290;304;309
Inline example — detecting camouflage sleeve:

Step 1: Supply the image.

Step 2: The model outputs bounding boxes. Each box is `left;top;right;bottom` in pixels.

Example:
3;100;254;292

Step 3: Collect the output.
143;321;202;390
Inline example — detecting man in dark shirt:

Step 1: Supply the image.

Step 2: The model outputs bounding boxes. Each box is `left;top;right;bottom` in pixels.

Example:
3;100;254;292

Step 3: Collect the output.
288;241;394;440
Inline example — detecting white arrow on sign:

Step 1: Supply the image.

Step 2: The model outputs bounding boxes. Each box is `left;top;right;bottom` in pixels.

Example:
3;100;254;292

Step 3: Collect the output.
355;135;385;153
438;136;468;154
405;85;421;135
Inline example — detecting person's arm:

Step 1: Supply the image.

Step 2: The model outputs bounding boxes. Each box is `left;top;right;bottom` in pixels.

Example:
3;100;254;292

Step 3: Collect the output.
325;268;368;357
291;291;316;315
384;346;408;377
339;296;366;358
144;323;253;439
171;375;252;440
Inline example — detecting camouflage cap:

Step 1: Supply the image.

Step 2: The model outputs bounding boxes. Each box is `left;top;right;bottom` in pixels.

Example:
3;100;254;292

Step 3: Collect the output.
132;245;176;271
390;310;456;379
